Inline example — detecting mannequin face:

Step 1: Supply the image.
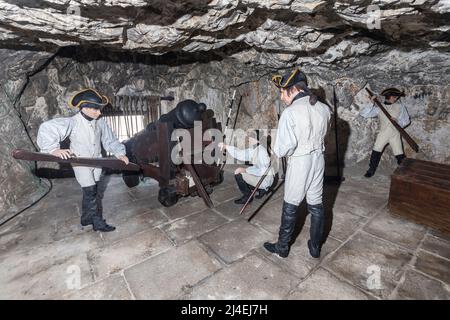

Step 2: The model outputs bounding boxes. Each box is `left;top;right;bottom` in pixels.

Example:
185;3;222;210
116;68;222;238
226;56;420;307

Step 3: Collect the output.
81;107;101;119
280;87;301;105
385;96;399;105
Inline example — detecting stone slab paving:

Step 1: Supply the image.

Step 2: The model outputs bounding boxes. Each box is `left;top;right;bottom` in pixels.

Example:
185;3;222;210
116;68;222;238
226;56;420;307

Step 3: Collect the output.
211;199;243;220
249;200;284;234
124;240;222;299
186;253;299;300
323;231;413;299
1;169;449;299
161;209;229;244
87;228;173;280
364;210;428;251
101;210;168;244
287;268;373;300
161;198;210;220
392;269;450;300
63;274;133;300
198;219;270;264
420;234;450;260
327;210;367;242
0;250;93;299
413;250;450;284
209;186;242;205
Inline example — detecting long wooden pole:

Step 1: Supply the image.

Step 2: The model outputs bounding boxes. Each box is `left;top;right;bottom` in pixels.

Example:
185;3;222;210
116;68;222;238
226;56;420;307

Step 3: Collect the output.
12;149;141;171
333;87;341;179
218;89;237;168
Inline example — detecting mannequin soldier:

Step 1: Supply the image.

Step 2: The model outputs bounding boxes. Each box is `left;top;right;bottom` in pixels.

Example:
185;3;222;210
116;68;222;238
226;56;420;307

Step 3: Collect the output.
360;88;410;177
218;130;274;204
264;68;331;258
37;89;129;232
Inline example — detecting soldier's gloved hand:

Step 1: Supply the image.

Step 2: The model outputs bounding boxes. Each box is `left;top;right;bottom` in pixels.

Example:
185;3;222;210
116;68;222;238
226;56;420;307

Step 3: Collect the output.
118;155;129;165
51;149;74;159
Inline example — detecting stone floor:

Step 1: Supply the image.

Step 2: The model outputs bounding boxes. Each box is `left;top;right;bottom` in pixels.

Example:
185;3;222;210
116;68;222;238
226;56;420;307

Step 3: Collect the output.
0;164;449;300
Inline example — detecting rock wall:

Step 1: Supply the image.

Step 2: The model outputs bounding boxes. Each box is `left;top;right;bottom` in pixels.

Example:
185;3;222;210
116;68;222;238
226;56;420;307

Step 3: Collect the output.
0;49;53;223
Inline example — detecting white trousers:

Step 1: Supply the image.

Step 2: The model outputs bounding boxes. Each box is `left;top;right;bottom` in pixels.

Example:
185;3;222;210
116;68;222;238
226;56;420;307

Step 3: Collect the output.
242;172;273;190
242;172;260;187
373;129;403;155
72;164;102;188
284;151;324;206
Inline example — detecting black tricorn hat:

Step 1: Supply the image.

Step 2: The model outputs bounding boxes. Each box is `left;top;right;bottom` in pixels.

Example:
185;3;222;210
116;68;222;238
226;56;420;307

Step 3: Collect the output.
272;68;308;88
381;88;405;98
69;88;109;109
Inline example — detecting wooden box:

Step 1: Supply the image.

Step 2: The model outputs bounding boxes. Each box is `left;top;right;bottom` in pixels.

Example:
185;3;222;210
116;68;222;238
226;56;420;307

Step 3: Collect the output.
388;158;450;235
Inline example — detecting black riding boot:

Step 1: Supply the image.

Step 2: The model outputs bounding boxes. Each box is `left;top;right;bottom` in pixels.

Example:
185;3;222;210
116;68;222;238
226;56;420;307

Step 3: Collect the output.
395;154;406;165
234;174;253;204
81;185;96;227
95;181;104;218
263;201;298;258
81;184;115;232
93;181;115;232
364;150;382;178
307;203;325;258
255;189;267;199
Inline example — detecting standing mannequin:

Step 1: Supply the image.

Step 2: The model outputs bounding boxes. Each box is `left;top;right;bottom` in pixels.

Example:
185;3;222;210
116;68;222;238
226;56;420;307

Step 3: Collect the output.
360;88;410;178
37;89;129;232
264;68;331;258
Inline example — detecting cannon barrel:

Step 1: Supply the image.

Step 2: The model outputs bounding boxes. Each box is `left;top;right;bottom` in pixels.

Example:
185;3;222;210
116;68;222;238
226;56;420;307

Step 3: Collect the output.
158;99;206;129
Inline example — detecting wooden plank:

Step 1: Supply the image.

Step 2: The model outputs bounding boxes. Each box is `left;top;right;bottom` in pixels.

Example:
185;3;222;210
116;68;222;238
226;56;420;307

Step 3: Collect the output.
389;202;450;235
393;171;450;189
184;163;214;208
389;192;450;215
12;149;141;171
390;177;450;204
389;160;450;236
404;158;450;171
404;160;450;178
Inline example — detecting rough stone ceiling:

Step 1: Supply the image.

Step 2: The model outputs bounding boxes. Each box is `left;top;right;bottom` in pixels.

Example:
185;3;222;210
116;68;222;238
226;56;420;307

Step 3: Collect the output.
0;0;449;68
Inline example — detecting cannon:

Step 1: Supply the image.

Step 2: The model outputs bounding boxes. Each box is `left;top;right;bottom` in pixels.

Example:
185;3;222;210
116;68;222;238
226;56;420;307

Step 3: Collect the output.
121;99;223;207
12;99;224;208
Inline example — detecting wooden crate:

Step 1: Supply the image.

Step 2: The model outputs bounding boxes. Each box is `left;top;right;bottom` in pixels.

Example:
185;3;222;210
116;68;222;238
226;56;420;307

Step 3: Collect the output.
388;158;450;235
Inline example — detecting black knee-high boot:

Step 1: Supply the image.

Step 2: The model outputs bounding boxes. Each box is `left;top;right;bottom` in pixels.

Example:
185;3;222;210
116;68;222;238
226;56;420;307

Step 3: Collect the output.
307;203;324;258
263;201;298;258
81;185;96;227
81;184;115;232
364;150;382;178
234;174;253;204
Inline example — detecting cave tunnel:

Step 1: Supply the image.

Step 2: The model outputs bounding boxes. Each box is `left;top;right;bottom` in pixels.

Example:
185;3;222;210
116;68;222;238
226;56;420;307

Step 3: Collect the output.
0;0;449;302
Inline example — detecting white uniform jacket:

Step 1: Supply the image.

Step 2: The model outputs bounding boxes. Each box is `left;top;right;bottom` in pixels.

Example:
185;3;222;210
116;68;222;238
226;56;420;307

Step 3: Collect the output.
360;102;410;155
359;102;410;128
37;112;126;187
273;96;331;206
226;144;274;190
